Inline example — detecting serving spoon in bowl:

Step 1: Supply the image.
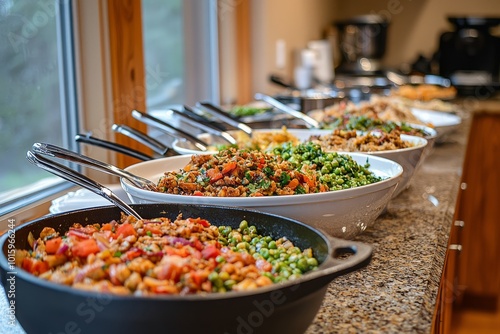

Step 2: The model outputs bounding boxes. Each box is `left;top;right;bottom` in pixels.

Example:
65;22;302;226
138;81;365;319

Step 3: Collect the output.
26;149;143;220
254;93;321;129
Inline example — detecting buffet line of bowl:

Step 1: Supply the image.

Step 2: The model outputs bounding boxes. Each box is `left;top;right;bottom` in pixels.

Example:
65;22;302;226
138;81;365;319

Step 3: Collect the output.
0;87;463;333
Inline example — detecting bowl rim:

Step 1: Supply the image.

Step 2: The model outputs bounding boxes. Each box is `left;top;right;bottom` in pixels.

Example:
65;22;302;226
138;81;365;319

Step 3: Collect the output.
121;152;403;206
0;203;371;301
172;128;430;156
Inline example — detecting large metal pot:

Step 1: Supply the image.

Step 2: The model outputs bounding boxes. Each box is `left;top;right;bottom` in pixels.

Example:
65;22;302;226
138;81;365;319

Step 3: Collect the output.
269;74;344;113
335;14;390;72
0;203;371;334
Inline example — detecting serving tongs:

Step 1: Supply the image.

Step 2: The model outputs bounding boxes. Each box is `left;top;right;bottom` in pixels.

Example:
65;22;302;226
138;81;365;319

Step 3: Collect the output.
31;142;158;192
26;148;143;220
169;106;237;145
196;101;253;136
111;124;171;156
75;133;154;161
131;110;209;152
254;93;320;129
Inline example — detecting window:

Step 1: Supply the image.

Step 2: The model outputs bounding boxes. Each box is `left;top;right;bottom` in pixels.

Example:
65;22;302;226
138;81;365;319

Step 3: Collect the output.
0;0;78;215
0;0;221;219
141;0;219;109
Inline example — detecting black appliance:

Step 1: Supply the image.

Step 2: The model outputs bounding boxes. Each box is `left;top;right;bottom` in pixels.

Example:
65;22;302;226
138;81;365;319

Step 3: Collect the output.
334;14;390;75
438;16;500;96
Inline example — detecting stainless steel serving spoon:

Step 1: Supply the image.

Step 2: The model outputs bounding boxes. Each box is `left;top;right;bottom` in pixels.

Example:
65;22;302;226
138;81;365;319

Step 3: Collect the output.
196;101;254;136
111;124;171;156
75;133;155;161
131;110;209;152
254;93;320;129
26;150;143;220
31;142;158;192
169;107;238;145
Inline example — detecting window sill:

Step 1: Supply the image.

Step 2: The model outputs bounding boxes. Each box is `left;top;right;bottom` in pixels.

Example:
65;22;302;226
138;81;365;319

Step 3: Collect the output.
0;181;77;235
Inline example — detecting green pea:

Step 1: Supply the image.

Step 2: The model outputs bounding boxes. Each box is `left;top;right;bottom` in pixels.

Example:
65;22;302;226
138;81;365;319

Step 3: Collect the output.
219;271;230;281
236;242;247;250
224;279;236;289
259;248;270;259
297;258;309;272
307;258;318;267
239;220;248;230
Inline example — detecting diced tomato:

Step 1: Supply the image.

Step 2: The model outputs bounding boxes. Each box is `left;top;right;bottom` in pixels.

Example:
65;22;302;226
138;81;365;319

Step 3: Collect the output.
124;248;143;260
45;237;62;254
165;246;188;257
101;223;114;231
22;258;50;275
191;239;204;251
258;157;265;169
301;174;316;188
72;239;100;257
115;223;137;238
206;168;223;183
193;190;203;196
144;225;162;235
221;161;237;174
287;178;299;190
188;217;210;228
190;271;205;287
156;262;183;281
201;245;221;260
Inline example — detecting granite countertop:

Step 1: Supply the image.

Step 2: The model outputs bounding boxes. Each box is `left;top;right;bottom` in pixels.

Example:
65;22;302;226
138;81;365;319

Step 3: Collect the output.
305;111;472;333
0;109;473;334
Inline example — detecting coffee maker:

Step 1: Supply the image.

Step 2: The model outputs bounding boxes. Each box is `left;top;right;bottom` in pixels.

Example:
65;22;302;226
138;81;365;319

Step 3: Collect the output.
438;17;500;94
334;14;390;75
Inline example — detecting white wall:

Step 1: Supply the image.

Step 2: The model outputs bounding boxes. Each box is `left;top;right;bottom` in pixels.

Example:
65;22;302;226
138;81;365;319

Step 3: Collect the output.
250;0;338;96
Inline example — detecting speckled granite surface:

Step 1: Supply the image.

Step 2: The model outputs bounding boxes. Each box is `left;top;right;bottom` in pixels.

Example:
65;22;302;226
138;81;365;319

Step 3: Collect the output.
0;114;471;334
304;116;470;334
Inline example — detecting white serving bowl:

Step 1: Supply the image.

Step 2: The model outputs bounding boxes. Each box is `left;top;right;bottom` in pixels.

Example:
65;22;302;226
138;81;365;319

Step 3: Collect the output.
171;128;333;155
410;108;462;143
404;123;437;160
121;153;403;239
322;133;428;198
173;128;427;198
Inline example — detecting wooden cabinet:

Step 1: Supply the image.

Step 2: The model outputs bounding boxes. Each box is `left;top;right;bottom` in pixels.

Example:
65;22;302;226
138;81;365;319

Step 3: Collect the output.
433;111;500;333
456;112;500;300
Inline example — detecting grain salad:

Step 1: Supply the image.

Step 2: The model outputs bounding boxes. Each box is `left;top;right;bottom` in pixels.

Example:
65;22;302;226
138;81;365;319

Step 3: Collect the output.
16;215;319;295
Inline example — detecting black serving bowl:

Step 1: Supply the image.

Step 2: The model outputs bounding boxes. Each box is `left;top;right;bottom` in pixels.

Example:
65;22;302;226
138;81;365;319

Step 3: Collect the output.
0;203;371;334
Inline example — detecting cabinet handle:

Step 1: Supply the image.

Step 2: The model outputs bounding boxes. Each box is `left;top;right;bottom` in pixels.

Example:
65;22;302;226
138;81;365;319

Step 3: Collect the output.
454;220;465;228
449;244;462;251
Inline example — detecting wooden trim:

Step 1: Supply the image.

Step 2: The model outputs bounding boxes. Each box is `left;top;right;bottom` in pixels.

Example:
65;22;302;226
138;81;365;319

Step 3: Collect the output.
107;0;149;168
234;0;252;104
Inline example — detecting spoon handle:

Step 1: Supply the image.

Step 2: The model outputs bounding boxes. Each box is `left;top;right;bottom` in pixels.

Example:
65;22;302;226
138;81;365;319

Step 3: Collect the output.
111;124;170;156
26;151;142;220
196;102;253;135
131;110;208;152
254;93;320;129
31;142;157;191
169;108;237;145
75;133;154;161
